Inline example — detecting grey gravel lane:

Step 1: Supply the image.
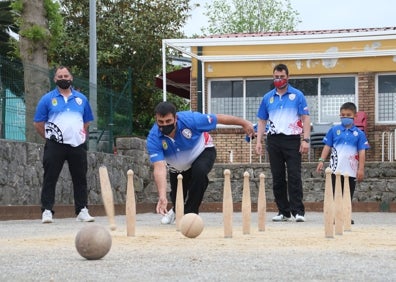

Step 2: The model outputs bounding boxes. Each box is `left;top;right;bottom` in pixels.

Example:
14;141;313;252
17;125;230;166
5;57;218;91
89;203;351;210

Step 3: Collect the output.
1;212;395;282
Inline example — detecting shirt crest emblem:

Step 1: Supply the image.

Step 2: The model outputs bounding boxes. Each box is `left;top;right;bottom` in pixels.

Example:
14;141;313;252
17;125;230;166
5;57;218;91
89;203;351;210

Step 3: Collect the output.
182;128;192;139
162;140;168;150
75;97;83;105
52;98;58;106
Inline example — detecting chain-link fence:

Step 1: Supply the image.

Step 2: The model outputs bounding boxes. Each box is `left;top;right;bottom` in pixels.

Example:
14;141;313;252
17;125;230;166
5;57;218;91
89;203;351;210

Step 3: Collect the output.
0;56;133;153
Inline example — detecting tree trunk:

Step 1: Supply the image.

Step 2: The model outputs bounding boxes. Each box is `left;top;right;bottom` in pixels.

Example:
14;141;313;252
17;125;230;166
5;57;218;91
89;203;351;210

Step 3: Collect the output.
20;0;50;143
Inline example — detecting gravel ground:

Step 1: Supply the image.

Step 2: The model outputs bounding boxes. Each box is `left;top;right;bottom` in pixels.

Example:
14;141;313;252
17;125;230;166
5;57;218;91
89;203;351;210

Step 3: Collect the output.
1;211;395;282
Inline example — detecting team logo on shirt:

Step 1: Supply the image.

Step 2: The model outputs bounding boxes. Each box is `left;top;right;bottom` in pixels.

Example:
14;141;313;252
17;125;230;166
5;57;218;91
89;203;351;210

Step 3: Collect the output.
45;122;63;143
52;98;58;106
182;128;192;139
206;115;213;124
75;97;83;105
353;131;358;136
162;140;168;150
336;130;341;135
268;120;276;134
289;94;296;100
270;97;274;104
330;147;338;173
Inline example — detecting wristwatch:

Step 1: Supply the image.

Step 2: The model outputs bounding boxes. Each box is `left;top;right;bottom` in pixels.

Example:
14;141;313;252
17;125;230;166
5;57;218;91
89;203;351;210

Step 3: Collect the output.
302;138;310;143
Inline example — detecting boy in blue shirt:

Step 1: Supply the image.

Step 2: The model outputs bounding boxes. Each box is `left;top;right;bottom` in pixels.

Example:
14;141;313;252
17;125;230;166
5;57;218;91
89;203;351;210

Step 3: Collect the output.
316;102;370;221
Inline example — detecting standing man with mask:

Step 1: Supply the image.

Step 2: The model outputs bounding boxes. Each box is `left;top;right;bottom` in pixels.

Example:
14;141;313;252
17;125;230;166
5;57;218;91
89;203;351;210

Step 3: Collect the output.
255;64;311;222
34;66;95;223
147;101;255;224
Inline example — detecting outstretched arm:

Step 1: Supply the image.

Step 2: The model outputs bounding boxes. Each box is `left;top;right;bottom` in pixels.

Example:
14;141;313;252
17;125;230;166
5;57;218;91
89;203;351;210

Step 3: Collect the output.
216;114;255;136
153;161;169;215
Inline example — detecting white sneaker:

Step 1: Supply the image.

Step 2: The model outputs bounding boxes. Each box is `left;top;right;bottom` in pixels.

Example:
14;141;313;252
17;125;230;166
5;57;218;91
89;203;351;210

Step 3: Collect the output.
272;214;291;222
161;209;175;224
295;214;306;222
42;209;53;223
76;207;95;222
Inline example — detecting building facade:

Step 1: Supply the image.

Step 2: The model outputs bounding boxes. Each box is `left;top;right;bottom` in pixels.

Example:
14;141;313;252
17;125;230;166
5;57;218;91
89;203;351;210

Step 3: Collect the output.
163;27;396;163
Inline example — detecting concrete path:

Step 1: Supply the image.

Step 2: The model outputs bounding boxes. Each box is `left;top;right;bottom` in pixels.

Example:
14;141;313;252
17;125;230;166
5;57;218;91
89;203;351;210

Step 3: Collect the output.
1;212;395;281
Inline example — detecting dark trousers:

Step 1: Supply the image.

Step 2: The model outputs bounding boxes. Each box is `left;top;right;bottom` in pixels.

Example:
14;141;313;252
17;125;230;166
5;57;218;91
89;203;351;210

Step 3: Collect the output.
331;174;356;201
169;147;217;214
267;134;305;217
41;140;88;215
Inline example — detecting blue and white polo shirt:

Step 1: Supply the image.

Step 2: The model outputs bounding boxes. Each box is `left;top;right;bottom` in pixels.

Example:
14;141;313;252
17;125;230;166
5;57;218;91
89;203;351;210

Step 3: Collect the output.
146;111;217;172
257;85;309;135
33;88;94;147
323;124;370;178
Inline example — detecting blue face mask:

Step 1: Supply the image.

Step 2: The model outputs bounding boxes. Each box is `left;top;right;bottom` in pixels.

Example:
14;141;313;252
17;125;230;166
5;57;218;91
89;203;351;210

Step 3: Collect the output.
341;117;354;127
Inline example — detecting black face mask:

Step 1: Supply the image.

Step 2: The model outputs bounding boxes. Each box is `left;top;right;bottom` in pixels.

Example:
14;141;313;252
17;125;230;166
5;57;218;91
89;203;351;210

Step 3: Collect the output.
159;124;175;135
56;79;72;89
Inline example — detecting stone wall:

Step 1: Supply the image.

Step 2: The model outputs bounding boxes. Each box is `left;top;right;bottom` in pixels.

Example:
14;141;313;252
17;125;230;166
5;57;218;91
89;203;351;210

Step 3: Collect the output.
0;138;395;209
0;138;157;207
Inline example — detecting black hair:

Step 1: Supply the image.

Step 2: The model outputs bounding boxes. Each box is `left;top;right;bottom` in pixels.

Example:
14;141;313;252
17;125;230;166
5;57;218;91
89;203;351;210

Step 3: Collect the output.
340;102;357;114
54;66;72;76
154;101;177;117
273;64;289;76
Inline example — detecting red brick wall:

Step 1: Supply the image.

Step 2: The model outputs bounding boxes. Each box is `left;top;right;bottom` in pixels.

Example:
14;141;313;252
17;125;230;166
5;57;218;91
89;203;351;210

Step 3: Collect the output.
190;79;198;111
358;73;375;161
210;128;266;163
358;72;395;162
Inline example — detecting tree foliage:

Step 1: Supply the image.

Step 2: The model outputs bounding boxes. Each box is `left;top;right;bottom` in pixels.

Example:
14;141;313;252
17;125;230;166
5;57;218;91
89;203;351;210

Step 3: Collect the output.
1;0;191;140
0;0;22;97
202;0;300;35
0;0;64;142
14;0;53;143
52;0;191;136
0;0;17;56
11;0;63;60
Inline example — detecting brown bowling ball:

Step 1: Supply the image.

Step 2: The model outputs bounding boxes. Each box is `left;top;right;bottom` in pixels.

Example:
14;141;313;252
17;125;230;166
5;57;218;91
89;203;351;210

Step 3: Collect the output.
75;224;112;260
